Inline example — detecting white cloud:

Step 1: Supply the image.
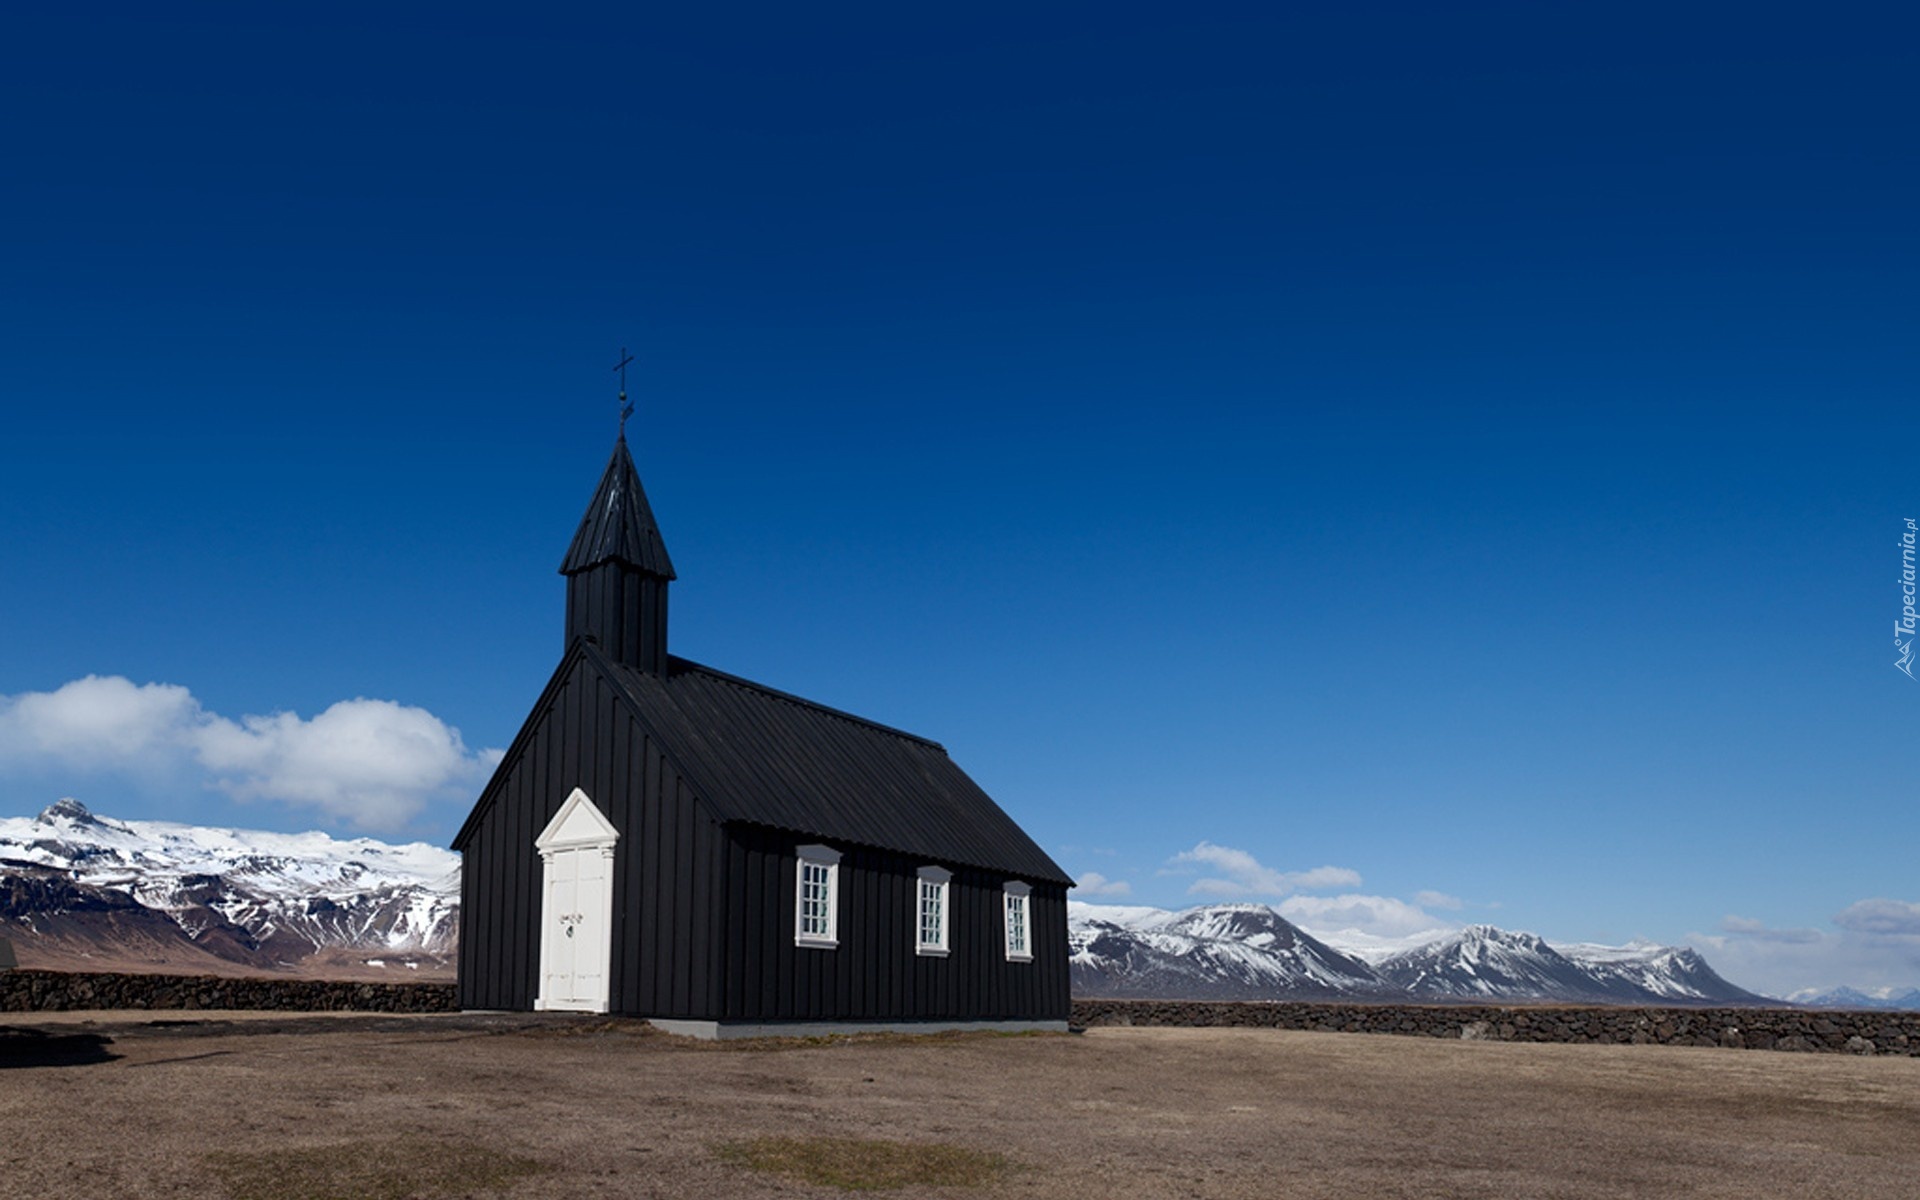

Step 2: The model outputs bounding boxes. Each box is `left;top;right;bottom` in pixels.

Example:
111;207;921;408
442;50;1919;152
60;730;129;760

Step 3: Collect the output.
0;675;498;831
1719;915;1821;944
1164;841;1361;899
0;675;203;766
1414;890;1464;911
194;699;491;829
1075;871;1132;898
1832;899;1920;937
1279;893;1455;940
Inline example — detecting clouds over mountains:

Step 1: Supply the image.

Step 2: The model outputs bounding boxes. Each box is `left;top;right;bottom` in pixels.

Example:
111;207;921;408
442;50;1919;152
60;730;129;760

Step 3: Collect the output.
1698;899;1920;997
1833;899;1920;937
0;675;500;831
1165;841;1362;899
1135;841;1469;952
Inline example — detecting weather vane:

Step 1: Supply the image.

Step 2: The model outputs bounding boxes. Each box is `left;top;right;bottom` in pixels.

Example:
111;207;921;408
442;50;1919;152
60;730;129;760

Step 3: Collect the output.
613;347;636;434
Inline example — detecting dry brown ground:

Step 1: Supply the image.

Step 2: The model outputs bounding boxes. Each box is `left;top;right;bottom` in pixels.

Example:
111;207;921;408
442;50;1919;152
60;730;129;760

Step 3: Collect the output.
2;1013;1916;1199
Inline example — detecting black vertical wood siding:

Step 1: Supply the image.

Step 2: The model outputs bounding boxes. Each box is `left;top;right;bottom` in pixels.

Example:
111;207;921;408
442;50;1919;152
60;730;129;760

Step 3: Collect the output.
565;566;668;674
457;653;724;1016
718;825;1070;1023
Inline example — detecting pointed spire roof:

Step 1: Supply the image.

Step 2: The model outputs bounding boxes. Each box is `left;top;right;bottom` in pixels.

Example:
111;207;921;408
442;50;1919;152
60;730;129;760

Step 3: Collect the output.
559;435;676;578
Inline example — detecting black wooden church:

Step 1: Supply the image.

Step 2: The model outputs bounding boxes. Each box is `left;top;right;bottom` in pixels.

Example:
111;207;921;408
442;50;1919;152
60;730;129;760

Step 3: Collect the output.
453;430;1072;1035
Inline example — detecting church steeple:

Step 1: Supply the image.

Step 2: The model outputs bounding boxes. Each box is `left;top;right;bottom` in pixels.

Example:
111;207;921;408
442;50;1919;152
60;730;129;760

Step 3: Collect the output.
560;434;675;673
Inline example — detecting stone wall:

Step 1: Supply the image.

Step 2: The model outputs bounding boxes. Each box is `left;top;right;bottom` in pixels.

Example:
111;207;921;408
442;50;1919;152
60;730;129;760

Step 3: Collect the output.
6;974;1915;1056
1071;999;1920;1055
0;970;457;1014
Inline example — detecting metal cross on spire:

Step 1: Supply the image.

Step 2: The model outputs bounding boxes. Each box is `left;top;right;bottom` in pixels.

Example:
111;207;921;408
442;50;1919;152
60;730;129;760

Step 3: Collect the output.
613;347;636;434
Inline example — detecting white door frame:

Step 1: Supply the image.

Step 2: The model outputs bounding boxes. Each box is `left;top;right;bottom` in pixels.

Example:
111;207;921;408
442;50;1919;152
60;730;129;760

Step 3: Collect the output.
533;787;619;1013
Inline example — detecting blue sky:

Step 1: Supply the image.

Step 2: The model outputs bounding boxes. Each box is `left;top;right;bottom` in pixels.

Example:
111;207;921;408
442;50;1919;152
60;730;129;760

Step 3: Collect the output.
2;3;1916;995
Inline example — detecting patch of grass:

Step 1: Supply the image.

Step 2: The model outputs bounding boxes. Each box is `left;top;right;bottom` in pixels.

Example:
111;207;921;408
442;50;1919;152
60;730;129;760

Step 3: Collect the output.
207;1136;547;1200
715;1135;1010;1191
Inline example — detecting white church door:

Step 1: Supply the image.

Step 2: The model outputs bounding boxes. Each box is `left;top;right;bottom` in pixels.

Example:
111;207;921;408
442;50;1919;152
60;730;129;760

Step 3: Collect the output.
534;788;619;1013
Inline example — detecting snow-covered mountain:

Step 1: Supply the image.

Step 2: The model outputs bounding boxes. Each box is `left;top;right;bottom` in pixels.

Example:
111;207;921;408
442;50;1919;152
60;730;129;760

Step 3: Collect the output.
1376;925;1769;1005
0;799;458;977
1070;902;1392;1000
1071;904;1772;1005
1373;925;1599;1000
1786;985;1920;1011
1554;938;1770;1005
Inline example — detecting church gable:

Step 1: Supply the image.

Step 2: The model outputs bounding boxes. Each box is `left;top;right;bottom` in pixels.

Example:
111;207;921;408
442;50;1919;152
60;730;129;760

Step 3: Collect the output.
455;648;726;1015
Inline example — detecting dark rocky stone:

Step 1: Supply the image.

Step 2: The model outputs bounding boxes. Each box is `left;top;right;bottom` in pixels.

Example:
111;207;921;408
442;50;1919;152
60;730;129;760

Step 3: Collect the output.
1068;1000;1920;1056
0;970;456;1014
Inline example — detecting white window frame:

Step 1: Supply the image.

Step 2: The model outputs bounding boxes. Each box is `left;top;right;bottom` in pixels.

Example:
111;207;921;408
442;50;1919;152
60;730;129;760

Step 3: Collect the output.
795;844;841;949
916;866;951;957
1004;881;1032;962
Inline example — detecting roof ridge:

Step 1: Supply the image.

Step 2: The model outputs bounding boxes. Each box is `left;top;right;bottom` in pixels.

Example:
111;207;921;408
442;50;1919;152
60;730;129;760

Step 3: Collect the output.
667;656;946;751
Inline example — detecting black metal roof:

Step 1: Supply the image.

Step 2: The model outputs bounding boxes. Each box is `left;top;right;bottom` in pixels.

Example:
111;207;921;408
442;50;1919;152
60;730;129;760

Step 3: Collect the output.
591;645;1072;885
559;435;676;579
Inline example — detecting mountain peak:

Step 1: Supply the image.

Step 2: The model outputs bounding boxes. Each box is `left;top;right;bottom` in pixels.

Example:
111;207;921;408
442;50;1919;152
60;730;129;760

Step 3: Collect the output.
1162;903;1309;947
1457;924;1548;950
1069;900;1390;1001
37;797;99;825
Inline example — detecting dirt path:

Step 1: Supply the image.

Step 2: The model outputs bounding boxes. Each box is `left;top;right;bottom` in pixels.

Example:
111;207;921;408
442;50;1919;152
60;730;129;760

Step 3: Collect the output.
3;1015;1914;1198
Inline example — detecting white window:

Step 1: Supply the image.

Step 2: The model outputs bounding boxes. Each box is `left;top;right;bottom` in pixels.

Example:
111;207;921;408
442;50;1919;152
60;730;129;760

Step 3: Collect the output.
1004;882;1032;962
795;844;841;948
916;866;951;956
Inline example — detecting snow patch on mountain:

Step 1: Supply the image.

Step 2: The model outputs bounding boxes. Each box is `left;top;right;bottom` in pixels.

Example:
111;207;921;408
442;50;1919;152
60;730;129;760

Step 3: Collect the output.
1552;939;1762;1004
1298;925;1457;965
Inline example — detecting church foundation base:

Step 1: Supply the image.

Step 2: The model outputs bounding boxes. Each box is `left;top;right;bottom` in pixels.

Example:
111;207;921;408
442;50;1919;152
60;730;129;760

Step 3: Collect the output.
647;1017;1069;1041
